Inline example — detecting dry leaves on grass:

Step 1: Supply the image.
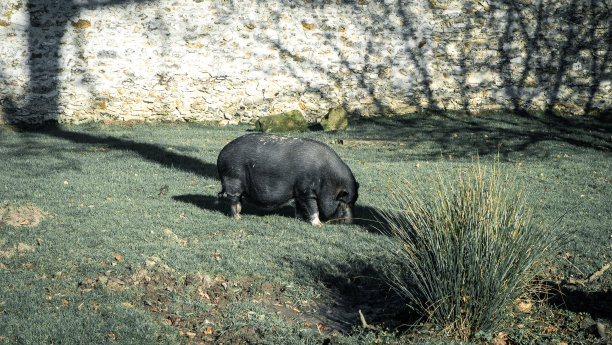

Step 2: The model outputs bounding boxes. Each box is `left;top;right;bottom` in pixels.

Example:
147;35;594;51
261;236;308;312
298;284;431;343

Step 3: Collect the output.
162;228;188;246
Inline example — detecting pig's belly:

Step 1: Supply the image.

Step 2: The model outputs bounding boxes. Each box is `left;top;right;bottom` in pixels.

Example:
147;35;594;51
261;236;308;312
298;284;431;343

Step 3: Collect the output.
243;171;296;209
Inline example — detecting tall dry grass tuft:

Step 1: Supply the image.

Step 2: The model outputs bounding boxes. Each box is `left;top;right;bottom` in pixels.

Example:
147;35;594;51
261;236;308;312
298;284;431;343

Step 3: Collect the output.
378;159;557;340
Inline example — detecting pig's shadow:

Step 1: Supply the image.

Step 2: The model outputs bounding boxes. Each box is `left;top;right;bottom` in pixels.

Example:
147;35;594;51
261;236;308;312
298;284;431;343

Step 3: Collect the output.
172;194;297;219
173;194;382;229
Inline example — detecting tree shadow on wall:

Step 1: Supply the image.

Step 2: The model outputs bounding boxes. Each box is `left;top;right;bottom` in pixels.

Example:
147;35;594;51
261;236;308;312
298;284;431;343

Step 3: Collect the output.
232;0;438;116
1;0;158;127
2;0;610;179
491;0;612;116
0;0;217;179
234;0;610;119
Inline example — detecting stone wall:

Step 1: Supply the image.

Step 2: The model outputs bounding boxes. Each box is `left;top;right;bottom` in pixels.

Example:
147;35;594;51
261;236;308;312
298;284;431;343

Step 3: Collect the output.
0;0;610;124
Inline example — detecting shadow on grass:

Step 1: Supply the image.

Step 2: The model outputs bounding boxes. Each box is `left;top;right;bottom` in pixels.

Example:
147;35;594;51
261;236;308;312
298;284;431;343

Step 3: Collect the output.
353;204;387;232
172;194;296;219
287;255;418;334
549;285;612;321
19;125;219;179
348;110;612;160
173;193;385;230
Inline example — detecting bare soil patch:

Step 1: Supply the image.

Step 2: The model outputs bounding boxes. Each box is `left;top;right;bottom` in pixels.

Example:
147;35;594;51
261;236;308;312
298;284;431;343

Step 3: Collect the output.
0;205;49;227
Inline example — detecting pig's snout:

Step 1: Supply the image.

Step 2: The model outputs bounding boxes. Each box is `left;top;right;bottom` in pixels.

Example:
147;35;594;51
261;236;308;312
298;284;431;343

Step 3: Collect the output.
342;207;354;224
334;203;354;224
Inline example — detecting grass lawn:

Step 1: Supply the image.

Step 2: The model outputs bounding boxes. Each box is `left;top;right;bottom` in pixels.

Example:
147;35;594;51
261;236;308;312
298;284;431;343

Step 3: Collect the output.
1;111;611;344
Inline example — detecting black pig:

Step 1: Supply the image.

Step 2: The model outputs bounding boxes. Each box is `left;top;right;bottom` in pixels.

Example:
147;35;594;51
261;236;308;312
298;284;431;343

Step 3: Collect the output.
217;133;359;225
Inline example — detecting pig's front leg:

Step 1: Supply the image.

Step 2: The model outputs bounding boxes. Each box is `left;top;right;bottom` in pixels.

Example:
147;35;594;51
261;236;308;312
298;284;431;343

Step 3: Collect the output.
297;197;322;226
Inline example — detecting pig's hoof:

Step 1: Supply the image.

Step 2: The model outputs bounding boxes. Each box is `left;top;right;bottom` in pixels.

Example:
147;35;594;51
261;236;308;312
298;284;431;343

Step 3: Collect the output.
310;216;322;226
232;214;242;220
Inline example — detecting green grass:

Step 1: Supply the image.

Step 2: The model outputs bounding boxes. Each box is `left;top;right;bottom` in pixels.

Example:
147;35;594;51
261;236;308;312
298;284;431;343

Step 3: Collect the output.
0;111;611;344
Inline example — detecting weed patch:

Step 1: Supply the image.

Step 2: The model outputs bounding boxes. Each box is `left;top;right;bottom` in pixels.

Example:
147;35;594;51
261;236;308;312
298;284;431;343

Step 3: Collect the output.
378;159;560;340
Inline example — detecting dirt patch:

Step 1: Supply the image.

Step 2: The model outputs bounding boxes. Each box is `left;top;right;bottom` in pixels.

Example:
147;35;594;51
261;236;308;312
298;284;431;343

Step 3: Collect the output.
79;263;266;343
0;205;49;227
76;261;398;344
75;262;612;344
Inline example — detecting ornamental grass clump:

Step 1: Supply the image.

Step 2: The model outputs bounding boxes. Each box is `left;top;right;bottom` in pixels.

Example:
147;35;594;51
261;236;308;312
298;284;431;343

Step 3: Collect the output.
379;159;557;340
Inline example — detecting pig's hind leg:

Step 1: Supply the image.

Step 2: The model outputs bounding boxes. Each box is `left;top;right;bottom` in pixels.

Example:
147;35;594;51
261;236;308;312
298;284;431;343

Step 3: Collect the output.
229;198;242;220
221;178;244;220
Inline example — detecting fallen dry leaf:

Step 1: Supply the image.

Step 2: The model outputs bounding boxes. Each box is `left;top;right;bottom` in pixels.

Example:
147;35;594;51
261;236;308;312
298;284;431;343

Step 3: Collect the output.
115;254;123;263
517;301;532;313
0;250;15;258
17;243;34;252
163;228;179;240
492;332;508;345
542;326;558;334
210;253;221;261
492;337;506;345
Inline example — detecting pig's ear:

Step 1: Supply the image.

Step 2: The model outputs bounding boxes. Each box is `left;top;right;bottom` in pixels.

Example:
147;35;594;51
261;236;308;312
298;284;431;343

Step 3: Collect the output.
336;189;349;202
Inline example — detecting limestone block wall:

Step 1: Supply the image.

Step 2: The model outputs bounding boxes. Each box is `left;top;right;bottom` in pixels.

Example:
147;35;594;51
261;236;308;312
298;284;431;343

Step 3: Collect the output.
0;0;610;124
